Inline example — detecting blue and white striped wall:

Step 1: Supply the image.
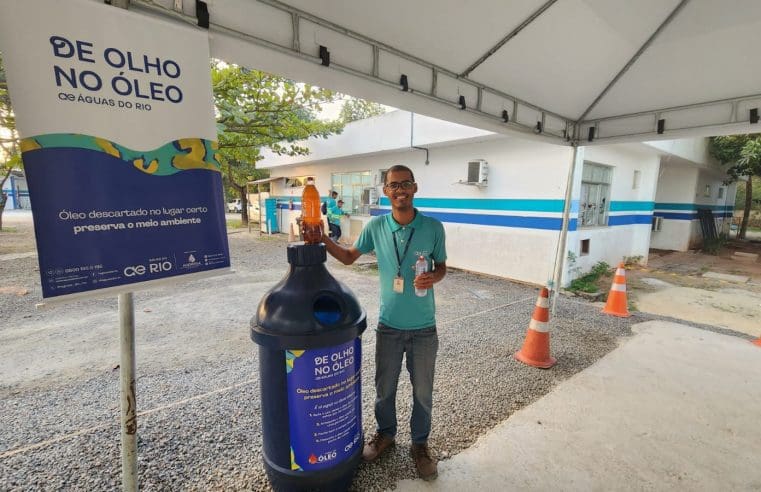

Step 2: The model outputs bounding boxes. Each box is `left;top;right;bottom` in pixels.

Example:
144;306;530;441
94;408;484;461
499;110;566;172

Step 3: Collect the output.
653;203;734;221
650;202;734;251
262;131;726;286
367;197;657;286
1;175;31;210
651;163;736;251
371;197;657;232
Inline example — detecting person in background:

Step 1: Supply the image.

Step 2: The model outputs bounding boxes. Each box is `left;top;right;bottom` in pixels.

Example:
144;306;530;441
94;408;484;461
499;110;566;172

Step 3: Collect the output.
327;199;350;242
322;190;338;217
321;164;447;481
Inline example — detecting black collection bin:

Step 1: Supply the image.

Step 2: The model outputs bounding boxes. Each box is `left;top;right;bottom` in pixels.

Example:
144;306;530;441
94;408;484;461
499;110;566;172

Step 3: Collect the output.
251;243;367;491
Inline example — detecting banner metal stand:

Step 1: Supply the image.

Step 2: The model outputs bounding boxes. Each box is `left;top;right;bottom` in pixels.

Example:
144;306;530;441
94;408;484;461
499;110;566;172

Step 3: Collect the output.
118;292;138;492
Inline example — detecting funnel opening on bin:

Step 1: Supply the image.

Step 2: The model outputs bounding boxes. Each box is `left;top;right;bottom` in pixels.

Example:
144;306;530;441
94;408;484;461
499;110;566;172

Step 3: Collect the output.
313;294;342;325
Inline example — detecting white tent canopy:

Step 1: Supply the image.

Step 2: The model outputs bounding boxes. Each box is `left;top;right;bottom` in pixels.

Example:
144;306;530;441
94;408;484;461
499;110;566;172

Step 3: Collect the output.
136;0;761;145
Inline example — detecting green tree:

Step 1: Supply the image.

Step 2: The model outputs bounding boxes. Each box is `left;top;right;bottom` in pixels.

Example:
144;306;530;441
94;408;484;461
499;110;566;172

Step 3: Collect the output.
734;176;761;211
212;63;343;224
0;51;22;231
709;134;761;239
338;97;385;124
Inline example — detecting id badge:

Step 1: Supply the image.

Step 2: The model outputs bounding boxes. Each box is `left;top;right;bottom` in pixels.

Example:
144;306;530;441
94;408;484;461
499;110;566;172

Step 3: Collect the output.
393;276;404;293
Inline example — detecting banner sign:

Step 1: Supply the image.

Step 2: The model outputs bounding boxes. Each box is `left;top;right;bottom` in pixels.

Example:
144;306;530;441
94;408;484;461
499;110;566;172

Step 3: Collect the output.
285;339;362;471
0;0;229;300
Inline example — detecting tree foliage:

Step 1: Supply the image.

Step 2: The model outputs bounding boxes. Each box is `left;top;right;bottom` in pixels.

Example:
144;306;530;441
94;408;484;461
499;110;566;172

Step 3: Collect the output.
0;51;23;230
709;134;761;238
734;176;761;209
211;62;344;223
338;98;385;123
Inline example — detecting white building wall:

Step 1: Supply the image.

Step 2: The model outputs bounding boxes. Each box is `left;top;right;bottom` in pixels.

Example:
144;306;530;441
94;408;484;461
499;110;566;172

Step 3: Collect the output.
265;134;672;286
651;162;735;251
650;164;697;251
267;137;573;286
260;112;717;286
645;138;713;166
260;110;493;167
694;170;735;241
418;138;572;285
566;145;660;279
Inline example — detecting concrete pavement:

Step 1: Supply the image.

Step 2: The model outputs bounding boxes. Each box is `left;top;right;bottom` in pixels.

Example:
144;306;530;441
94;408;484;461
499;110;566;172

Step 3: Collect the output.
395;321;761;491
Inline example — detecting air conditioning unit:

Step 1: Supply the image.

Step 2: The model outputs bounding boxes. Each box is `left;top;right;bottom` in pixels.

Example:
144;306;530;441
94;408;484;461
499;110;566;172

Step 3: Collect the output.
651;216;663;232
467;159;488;186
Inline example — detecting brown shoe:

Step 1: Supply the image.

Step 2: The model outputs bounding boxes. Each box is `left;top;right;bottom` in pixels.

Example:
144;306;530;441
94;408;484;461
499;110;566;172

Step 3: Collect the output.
411;443;438;481
362;433;395;462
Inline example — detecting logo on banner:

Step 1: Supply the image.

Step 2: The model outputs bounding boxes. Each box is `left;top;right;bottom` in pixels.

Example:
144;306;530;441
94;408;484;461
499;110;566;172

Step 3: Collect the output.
308;450;338;465
123;261;173;277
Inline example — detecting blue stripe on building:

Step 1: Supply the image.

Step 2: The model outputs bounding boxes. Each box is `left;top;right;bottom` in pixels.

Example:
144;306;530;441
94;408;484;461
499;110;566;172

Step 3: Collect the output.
378;197;566;212
379;197;655;213
277;194;733;229
608;214;653;226
373;208;655;231
655;202;733;212
609;201;654;212
370;207;575;230
654;212;695;220
654;210;733;220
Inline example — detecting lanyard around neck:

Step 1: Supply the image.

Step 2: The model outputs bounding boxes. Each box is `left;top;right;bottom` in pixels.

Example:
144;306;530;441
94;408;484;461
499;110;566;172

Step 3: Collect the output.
392;228;415;277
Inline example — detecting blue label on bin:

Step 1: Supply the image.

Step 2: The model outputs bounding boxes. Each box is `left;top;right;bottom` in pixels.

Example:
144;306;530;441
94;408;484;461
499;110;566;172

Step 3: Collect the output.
285;338;362;471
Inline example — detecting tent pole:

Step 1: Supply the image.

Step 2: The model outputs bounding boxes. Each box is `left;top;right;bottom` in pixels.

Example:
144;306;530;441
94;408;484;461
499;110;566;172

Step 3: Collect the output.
551;144;578;315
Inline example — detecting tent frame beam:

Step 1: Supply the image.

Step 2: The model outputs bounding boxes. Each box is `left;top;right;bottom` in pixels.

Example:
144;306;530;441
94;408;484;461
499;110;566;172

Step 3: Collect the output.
581;91;761;143
460;0;558;78
132;0;760;145
256;0;571;133
576;0;691;124
134;0;571;140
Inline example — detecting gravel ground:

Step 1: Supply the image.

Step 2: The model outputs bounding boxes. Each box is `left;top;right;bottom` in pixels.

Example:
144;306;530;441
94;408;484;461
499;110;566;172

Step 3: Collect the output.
0;216;668;490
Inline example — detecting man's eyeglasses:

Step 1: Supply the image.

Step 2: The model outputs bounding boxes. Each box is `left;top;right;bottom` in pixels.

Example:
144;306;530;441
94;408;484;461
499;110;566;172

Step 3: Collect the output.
384;180;415;191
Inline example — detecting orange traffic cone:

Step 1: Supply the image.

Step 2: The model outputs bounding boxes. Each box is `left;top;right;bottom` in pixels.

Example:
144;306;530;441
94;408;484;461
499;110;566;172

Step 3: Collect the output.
602;262;631;317
515;287;556;369
752;337;761;347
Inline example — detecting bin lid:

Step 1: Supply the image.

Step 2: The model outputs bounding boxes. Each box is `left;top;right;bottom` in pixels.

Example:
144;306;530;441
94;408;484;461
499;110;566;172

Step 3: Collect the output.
287;243;326;266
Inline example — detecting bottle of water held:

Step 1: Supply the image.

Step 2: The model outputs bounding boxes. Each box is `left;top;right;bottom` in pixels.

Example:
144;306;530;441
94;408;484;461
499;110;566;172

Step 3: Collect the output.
301;177;322;244
415;255;428;297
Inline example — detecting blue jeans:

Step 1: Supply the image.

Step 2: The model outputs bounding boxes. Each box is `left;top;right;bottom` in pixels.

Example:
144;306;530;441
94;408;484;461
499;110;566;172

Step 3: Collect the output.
374;323;439;444
328;222;341;240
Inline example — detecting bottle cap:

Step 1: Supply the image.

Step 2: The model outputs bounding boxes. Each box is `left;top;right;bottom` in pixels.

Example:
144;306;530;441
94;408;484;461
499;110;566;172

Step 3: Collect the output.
287;243;326;266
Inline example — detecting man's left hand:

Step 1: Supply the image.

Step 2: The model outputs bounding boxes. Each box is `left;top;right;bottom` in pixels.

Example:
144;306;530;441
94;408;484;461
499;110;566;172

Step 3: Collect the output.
413;272;436;290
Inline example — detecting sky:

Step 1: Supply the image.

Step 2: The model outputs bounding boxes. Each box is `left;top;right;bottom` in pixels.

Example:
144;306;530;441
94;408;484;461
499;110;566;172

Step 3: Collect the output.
318;95;394;121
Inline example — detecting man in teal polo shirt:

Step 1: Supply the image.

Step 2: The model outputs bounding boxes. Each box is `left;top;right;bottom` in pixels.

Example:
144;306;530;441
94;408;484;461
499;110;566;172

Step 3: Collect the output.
322;164;447;481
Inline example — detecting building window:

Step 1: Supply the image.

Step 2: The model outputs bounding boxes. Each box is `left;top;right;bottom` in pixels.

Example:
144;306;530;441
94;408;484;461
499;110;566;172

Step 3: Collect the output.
579;162;612;227
704;185;711;197
717;187;725;199
331;171;373;215
580;239;590;256
632;170;641;190
285;176;311;188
